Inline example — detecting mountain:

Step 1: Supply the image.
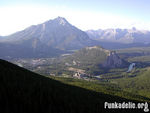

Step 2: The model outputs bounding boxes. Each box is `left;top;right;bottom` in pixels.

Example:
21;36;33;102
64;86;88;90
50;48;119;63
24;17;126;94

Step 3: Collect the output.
86;28;150;44
0;17;93;59
0;17;92;49
63;46;128;74
0;59;144;113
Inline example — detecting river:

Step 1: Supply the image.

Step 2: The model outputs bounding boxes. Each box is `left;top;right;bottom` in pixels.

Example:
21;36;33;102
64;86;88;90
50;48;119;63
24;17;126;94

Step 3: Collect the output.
127;63;136;72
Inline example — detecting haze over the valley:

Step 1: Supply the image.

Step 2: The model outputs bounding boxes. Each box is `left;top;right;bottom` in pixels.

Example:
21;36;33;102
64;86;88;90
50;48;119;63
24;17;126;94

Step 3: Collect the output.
0;0;150;36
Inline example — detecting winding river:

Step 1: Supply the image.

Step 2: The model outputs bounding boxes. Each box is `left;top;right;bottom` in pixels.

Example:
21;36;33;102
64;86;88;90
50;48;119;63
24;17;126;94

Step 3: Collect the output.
127;63;136;72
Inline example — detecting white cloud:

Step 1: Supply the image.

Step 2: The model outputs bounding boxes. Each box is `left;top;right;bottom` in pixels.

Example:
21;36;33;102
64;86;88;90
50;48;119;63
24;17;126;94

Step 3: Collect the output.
0;5;150;36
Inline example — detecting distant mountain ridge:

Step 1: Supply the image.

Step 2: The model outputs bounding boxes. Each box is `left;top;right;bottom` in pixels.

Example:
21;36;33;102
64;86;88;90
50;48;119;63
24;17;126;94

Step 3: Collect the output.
86;28;150;44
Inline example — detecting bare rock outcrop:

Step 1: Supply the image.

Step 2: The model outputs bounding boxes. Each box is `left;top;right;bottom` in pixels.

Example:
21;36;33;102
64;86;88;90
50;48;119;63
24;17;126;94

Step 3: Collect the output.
102;51;128;68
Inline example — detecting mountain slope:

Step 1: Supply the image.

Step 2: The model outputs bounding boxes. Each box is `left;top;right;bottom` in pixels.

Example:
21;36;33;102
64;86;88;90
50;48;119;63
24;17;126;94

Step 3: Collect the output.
62;46;129;76
0;59;145;113
0;42;65;59
111;67;150;99
64;46;128;69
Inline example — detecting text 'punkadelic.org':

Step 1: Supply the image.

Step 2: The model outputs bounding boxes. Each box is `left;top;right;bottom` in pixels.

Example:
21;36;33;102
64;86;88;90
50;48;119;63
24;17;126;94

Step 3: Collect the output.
104;102;149;112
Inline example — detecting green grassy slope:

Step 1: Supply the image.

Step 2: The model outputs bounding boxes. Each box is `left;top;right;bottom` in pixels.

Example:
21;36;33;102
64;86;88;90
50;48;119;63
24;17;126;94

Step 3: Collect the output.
64;46;108;65
111;67;150;99
50;76;150;102
0;59;147;113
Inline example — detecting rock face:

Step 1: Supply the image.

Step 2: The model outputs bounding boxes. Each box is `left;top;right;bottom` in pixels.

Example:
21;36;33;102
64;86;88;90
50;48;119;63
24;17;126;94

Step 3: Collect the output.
102;51;128;68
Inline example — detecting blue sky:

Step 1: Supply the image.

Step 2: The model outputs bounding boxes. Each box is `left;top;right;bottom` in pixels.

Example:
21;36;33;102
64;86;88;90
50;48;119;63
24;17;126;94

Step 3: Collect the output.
0;0;150;35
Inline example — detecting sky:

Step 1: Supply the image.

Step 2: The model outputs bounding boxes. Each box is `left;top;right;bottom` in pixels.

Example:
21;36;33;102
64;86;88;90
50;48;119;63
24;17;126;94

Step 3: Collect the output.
0;0;150;36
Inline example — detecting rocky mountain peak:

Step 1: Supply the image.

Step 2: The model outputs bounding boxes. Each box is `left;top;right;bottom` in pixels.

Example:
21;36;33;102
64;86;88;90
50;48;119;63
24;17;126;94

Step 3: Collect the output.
43;16;69;27
54;16;68;25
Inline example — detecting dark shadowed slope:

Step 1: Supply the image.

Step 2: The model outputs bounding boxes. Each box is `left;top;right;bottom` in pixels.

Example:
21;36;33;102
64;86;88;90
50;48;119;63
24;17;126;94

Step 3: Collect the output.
0;59;145;113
